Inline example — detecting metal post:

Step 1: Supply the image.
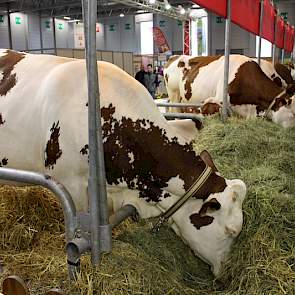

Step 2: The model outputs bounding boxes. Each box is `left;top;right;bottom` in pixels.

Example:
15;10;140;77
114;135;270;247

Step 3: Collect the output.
7;3;12;49
52;17;57;55
258;0;264;65
82;0;111;266
222;0;231;121
39;12;44;53
281;48;285;63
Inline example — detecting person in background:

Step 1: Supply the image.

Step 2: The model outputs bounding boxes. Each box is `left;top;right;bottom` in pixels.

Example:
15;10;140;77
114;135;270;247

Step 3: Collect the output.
144;64;157;99
135;65;146;86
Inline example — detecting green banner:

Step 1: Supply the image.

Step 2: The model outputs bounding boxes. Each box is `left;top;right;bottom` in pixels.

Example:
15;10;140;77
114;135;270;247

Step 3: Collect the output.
125;23;131;30
281;12;288;21
177;20;182;27
45;20;50;29
15;16;21;25
0;15;4;23
109;24;115;31
159;20;166;28
216;16;223;24
58;23;64;30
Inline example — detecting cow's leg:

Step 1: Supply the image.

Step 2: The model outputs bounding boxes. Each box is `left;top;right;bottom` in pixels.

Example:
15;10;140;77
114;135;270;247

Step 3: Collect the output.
166;87;181;113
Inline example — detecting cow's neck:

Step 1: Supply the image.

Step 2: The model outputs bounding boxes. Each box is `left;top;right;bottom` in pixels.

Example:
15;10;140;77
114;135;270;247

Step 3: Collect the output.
101;103;225;203
229;61;285;112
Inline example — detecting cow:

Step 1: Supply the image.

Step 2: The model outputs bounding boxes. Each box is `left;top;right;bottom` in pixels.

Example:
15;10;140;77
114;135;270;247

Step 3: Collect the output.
164;54;295;128
0;49;247;276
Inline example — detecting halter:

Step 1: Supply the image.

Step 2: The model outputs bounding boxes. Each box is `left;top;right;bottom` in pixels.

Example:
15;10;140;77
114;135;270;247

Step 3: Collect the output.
152;165;212;233
263;89;287;120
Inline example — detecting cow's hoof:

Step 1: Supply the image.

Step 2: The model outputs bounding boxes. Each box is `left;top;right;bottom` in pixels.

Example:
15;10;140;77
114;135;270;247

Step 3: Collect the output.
131;211;140;222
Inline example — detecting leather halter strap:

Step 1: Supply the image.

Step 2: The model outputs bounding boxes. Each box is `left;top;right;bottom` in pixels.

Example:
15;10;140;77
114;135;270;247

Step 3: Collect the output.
263;89;286;119
152;166;212;233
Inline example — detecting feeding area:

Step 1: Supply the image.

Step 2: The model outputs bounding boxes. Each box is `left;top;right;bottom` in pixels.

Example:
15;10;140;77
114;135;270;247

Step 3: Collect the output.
0;116;294;294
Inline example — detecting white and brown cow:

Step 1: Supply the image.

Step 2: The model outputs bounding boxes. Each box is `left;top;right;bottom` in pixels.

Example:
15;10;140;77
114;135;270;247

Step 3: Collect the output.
0;49;247;275
164;54;295;128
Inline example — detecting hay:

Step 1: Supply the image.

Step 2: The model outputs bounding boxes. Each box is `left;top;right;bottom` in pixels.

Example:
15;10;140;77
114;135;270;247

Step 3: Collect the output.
0;117;295;294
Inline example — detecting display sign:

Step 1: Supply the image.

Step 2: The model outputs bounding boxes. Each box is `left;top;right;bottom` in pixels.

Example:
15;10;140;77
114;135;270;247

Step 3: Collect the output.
159;20;166;28
45;20;50;29
109;24;115;32
153;27;170;54
58;23;64;30
0;15;4;23
125;23;131;30
281;12;288;21
177;20;182;27
15;16;21;25
216;16;223;24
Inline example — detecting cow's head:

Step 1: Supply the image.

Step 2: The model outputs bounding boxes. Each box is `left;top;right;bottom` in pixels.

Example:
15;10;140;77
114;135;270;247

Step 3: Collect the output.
166;151;246;276
272;94;295;128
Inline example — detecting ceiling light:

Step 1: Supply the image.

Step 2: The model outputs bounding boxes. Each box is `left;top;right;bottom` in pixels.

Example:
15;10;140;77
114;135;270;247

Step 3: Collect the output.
119;13;124;17
178;5;186;15
192;4;200;8
149;0;156;4
64;16;71;20
137;10;145;13
67;19;80;23
164;0;171;10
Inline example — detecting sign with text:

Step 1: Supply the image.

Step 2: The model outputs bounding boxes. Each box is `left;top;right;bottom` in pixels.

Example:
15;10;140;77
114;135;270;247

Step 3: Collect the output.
15;16;21;25
0;15;4;23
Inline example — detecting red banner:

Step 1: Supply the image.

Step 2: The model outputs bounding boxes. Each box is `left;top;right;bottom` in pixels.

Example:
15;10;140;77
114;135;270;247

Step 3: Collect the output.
275;16;285;49
153;27;170;54
231;0;260;35
284;24;295;53
261;0;275;43
192;0;227;18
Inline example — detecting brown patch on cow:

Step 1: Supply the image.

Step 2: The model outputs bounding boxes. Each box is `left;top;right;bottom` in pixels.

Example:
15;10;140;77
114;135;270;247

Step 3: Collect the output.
45;121;62;169
183;56;221;100
101;104;226;203
165;73;169;84
228;61;292;113
164;55;180;69
271;73;275;78
80;144;89;155
286;83;295;95
0;113;5;125
0;158;8;167
201;103;221;116
178;61;185;68
200;150;218;173
190;198;221;229
192;118;203;130
275;63;294;84
0;50;25;96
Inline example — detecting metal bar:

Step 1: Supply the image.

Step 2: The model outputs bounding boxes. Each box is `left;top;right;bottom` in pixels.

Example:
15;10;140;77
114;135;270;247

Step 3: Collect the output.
222;0;231;121
258;0;264;65
109;205;137;229
163;113;203;121
281;48;285;63
155;102;202;108
39;12;44;54
83;0;111;265
0;168;77;242
52;17;57;55
7;3;12;49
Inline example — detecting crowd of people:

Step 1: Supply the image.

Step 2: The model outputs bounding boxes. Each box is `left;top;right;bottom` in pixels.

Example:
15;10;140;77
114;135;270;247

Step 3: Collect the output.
134;64;163;99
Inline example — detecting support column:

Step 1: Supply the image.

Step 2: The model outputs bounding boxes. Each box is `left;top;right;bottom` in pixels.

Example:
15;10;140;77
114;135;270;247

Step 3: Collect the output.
39;12;44;53
7;3;12;49
52;17;57;55
222;0;231;121
258;0;264;65
183;20;190;55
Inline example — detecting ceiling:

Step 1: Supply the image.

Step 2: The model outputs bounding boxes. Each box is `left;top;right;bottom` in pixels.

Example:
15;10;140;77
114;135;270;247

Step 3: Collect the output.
0;0;293;20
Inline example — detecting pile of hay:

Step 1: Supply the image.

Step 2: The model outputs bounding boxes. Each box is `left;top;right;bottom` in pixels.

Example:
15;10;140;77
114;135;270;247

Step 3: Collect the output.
0;117;295;294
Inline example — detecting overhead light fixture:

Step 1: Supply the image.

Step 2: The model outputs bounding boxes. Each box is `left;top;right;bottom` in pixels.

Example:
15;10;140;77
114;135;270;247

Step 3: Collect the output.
164;0;171;10
149;0;156;4
67;19;80;23
119;13;125;17
64;16;71;20
192;4;200;8
136;10;145;13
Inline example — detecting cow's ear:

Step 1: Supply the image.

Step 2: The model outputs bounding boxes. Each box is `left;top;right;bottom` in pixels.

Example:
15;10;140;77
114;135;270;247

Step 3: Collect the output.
200;150;218;172
199;198;221;216
168;119;202;142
